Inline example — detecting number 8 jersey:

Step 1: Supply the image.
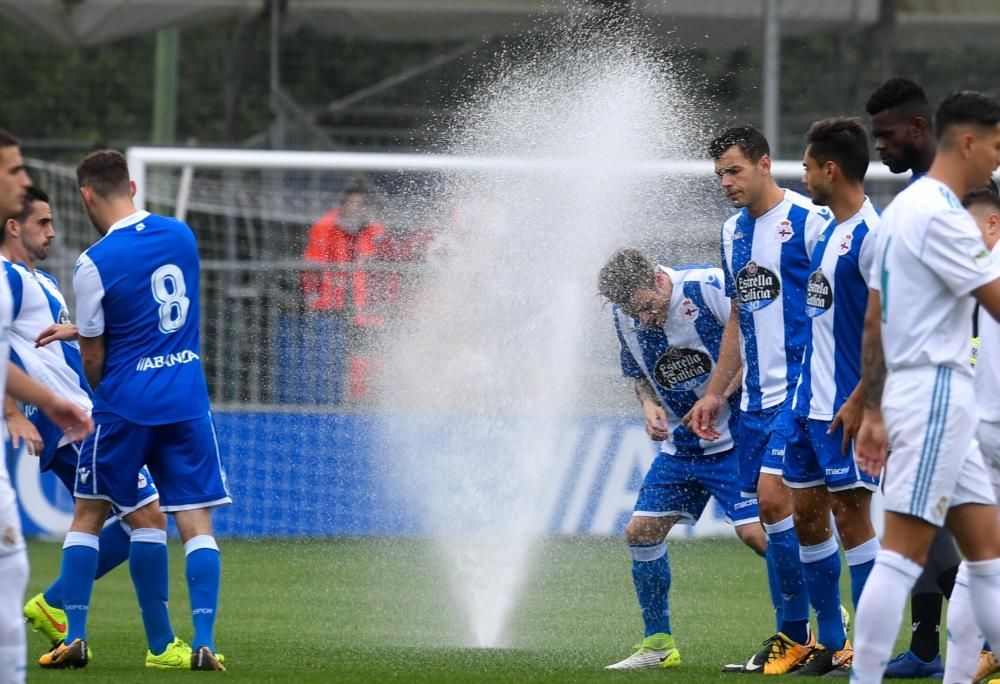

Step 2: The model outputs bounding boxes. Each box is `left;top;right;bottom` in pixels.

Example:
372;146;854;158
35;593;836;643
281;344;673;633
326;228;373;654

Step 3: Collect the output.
73;210;210;424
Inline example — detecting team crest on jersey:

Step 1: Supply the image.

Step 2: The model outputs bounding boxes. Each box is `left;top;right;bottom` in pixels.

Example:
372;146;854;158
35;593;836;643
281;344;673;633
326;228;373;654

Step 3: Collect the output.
653;346;713;391
680;298;699;322
137;472;148;488
58;308;71;324
775;220;794;243
805;268;833;317
836;232;854;256
736;261;781;311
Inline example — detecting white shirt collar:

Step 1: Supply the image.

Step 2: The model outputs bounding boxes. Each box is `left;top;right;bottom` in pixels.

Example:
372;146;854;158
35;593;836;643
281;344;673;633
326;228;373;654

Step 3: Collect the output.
106;210;150;235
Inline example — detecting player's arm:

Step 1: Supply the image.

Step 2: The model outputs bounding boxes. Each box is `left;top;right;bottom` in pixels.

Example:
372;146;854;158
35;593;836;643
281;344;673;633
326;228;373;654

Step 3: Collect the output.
4;393;43;454
635;376;669;441
6;363;92;440
34;323;79;348
78;335;106;389
972;277;1000;322
683;300;741;440
854;288;889;477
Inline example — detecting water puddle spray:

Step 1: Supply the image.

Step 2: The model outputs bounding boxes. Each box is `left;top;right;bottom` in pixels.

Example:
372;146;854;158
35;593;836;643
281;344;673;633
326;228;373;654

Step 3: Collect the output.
378;19;706;648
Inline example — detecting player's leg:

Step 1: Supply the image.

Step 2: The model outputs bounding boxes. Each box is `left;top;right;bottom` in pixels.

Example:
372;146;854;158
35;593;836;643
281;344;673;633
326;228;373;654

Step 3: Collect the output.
971;419;1000;684
784;415;846;671
606;453;699;670
150;414;230;671
38;496;110;669
0;476;29;684
738;408;812;674
24;446;133;646
853;367;982;683
119;485;175;662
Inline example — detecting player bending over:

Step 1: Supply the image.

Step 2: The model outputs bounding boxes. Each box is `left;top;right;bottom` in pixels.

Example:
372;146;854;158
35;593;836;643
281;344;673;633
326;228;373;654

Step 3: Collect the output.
0;187;167;654
39;150;230;672
852;91;1000;684
598;248;767;671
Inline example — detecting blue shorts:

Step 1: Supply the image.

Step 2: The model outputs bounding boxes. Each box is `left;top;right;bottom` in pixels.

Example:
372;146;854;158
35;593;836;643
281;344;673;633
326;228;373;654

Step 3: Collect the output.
47;443;159;517
737;403;791;496
634;448;760;527
782;415;879;492
74;413;231;512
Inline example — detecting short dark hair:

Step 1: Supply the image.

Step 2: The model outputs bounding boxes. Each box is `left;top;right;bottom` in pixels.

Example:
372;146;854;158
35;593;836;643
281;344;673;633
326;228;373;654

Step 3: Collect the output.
0;129;18;149
708;125;770;163
805;117;870;183
598;248;655;307
963;185;1000;213
15;186;49;223
935;91;1000;140
865;77;930;117
76;149;130;197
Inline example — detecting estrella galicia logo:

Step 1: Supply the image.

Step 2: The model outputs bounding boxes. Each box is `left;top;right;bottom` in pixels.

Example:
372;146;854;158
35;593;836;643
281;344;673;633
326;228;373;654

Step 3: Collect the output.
735;261;781;311
805;268;833;317
653;347;713;391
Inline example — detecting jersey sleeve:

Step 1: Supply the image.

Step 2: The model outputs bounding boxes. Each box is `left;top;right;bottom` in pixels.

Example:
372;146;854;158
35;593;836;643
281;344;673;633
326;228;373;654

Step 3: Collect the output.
4;262;23;319
858;224;879;288
73;253;106;337
613;309;643;378
918;210;1000;296
700;269;731;325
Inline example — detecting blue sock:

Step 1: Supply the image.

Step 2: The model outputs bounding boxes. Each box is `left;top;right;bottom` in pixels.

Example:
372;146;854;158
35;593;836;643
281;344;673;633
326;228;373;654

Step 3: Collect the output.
765;549;784;631
129;528;174;655
764;516;809;644
43;520;133;609
61;532;100;644
629;542;671;637
801;537;845;649
845;537;879;611
185;535;222;652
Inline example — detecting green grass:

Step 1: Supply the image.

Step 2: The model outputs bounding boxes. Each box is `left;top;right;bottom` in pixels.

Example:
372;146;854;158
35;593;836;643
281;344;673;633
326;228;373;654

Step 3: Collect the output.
25;537;938;682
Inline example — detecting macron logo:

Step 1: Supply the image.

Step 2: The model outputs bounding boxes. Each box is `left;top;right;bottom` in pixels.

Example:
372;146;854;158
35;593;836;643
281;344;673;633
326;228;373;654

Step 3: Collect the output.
136;350;200;372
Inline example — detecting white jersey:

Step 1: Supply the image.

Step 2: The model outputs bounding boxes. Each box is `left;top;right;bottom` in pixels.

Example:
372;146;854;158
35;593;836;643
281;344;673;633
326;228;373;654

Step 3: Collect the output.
794;198;880;420
721;188;830;412
614;265;738;457
871;176;1000;376
976;240;1000;422
0;272;14;513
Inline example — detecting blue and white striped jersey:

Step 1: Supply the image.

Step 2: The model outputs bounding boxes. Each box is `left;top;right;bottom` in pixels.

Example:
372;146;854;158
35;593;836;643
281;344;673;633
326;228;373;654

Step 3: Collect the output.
721;189;830;412
4;257;93;469
793;198;880;420
614;265;739;457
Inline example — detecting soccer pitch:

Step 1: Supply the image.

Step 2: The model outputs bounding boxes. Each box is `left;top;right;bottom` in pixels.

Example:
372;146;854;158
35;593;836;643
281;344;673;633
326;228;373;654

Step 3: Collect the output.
26;537;934;682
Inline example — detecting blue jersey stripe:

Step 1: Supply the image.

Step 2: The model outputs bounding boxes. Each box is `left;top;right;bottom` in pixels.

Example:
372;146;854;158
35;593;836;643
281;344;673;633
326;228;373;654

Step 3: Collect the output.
683;280;722;360
779;204;811;398
831;222;871;411
730;211;763;411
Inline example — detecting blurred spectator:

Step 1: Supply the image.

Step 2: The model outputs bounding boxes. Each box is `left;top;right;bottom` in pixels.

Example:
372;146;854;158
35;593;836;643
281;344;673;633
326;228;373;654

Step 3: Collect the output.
300;181;434;400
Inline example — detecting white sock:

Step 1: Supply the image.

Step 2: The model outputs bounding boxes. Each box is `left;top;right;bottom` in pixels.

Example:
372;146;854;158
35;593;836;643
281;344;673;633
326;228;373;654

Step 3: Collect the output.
966;558;1000;669
943;563;982;684
853;550;923;684
0;550;28;684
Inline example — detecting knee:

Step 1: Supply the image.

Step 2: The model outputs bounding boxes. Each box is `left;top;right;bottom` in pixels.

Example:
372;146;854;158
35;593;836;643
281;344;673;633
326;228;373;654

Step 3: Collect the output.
736;523;768;555
625;516;670;546
127;503;167;531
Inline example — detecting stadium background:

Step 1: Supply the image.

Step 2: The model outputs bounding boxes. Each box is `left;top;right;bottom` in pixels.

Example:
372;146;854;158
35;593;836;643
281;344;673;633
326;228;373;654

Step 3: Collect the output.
3;0;995;540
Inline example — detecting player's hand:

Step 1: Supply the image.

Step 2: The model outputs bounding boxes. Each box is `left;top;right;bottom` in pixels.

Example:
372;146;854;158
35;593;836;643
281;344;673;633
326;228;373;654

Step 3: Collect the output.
642;400;669;441
35;323;78;348
683;394;722;441
854;408;888;477
6;409;43;456
829;390;863;455
38;396;93;443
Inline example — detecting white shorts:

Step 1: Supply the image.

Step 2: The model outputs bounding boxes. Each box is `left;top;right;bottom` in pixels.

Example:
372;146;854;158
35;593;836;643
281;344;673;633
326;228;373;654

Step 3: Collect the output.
0;461;24;557
977;419;1000;504
882;366;995;526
